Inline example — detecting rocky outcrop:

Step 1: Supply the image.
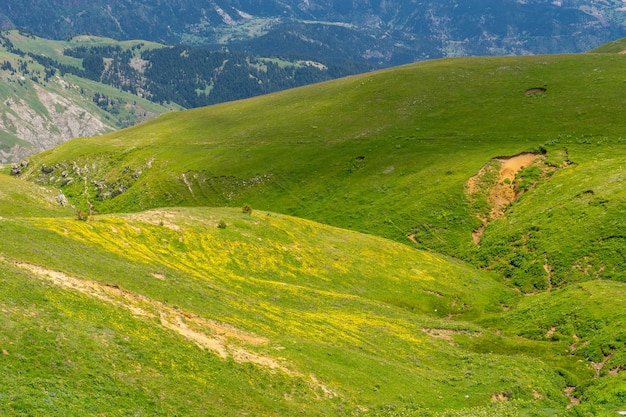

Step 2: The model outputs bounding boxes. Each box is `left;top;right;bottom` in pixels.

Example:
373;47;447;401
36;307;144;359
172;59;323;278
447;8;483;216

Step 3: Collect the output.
0;83;113;162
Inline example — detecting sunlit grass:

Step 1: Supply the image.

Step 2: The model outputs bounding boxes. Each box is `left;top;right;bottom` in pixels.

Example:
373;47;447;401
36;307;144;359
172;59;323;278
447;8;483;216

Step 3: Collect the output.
3;46;626;415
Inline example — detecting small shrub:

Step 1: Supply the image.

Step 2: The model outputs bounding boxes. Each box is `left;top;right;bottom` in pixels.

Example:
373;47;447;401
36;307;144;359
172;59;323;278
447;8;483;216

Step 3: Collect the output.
242;205;252;214
75;210;89;221
217;220;227;229
515;165;542;192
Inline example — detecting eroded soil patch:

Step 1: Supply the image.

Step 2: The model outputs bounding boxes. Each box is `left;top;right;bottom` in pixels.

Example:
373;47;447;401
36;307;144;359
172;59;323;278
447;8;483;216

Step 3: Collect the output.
467;152;547;245
421;327;481;345
525;87;547;96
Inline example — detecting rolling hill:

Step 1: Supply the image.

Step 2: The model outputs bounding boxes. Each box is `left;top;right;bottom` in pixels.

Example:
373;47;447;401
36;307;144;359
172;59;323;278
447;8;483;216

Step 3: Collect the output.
17;49;626;285
2;42;626;415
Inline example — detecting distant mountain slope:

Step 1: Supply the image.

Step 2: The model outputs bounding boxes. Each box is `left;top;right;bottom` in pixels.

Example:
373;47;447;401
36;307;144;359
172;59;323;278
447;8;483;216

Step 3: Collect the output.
0;32;177;162
0;30;367;162
1;0;625;65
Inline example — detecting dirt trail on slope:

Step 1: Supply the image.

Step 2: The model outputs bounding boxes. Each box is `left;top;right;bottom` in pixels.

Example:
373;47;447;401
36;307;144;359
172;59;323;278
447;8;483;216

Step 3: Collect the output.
9;259;337;396
14;262;258;359
564;387;580;408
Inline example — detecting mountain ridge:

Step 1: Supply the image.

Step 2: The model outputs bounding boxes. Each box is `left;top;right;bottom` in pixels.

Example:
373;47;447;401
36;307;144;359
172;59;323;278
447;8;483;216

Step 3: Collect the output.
1;0;625;66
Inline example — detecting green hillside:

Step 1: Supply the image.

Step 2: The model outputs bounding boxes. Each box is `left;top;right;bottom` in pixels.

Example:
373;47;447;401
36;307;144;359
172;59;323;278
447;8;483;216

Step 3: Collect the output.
0;29;368;162
3;45;626;415
589;38;626;53
20;51;626;286
0;199;561;416
0;173;72;218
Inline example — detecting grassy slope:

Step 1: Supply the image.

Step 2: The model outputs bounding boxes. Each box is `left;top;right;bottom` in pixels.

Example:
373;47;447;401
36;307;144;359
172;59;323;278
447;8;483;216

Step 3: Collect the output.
476;146;626;291
4;31;165;66
22;52;626;279
0;174;72;218
4;48;626;415
589;38;626;54
478;280;626;416
0;184;575;416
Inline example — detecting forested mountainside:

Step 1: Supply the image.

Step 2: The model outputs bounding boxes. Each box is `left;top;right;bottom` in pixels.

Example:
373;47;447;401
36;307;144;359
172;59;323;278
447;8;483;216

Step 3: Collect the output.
0;30;367;162
0;33;176;163
58;42;368;108
1;0;625;66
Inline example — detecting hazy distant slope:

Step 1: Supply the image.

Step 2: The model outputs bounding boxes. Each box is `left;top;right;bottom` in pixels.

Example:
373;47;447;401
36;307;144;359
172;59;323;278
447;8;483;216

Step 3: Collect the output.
0;30;367;162
0;32;175;162
1;0;625;66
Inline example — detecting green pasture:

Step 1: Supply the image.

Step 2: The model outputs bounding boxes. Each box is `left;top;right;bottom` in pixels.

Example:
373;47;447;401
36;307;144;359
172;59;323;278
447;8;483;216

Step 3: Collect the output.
2;43;626;415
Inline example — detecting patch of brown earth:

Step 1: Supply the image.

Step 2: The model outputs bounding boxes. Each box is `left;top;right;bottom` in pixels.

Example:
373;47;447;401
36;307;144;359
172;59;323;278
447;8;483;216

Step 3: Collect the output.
491;392;508;402
525;87;547;96
126;209;182;231
543;258;553;291
466;161;492;195
564;387;580;408
472;225;485;246
491;390;512;402
14;261;267;352
490;153;542;218
468;152;543;245
421;327;481;344
422;328;456;342
151;272;166;280
592;353;613;378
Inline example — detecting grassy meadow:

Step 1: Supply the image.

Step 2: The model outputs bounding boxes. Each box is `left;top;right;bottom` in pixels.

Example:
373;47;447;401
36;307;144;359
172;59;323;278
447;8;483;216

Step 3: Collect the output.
1;44;626;415
0;199;568;416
